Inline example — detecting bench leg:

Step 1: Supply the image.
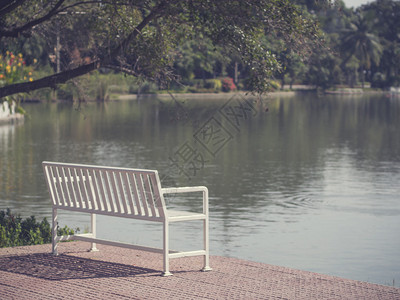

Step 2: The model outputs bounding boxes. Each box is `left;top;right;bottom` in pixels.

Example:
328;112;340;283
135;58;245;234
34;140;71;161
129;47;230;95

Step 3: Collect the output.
202;218;212;272
52;208;58;256
89;213;99;252
162;221;172;276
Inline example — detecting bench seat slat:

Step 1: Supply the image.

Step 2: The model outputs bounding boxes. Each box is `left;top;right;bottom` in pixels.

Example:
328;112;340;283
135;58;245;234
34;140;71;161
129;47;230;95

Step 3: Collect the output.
167;210;206;222
51;204;164;221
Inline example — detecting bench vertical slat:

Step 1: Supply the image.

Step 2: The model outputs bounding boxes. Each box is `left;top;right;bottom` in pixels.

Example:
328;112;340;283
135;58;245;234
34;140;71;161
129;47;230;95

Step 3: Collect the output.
75;169;86;208
84;169;96;210
77;168;89;209
51;166;62;205
130;173;145;216
97;170;108;211
81;169;94;210
137;174;152;217
115;171;129;214
70;168;83;208
143;174;157;217
63;168;76;208
102;170;114;212
93;169;107;212
44;165;59;206
110;171;123;214
100;170;114;211
58;167;71;207
55;166;69;207
52;166;64;206
122;172;137;215
107;170;121;213
149;173;165;218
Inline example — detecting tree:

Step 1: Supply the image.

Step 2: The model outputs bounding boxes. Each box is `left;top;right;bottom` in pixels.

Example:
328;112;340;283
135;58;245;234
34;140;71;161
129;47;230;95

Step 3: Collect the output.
0;0;333;99
173;37;230;83
340;12;383;87
363;0;400;87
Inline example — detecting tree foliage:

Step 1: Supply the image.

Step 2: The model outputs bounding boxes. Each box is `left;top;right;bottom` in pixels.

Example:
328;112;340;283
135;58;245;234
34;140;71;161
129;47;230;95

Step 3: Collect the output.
0;0;328;98
4;1;398;95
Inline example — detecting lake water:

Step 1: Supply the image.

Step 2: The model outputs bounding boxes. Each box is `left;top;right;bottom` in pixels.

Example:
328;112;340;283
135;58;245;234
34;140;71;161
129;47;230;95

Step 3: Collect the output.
1;92;399;287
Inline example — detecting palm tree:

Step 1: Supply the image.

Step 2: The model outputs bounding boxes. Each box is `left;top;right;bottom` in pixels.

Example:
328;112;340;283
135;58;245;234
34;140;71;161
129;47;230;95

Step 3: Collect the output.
341;13;383;88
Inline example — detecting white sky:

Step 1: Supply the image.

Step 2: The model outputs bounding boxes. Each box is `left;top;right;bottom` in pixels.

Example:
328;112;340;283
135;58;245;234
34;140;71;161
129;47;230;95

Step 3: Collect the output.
342;0;372;8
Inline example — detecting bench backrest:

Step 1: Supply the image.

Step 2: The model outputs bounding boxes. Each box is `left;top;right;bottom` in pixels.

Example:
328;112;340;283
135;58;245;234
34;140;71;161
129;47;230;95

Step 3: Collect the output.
43;162;166;221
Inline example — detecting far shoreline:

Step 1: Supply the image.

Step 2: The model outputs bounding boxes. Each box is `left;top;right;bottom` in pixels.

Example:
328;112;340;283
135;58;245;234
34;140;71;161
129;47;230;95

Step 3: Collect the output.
116;87;389;101
14;85;392;104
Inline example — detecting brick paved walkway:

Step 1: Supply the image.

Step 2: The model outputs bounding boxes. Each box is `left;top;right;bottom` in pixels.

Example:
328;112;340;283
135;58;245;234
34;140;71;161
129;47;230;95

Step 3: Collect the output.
0;242;399;299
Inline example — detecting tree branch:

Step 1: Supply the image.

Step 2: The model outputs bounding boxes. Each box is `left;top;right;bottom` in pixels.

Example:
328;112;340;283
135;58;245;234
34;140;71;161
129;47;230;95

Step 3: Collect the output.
0;61;99;98
0;0;169;98
108;0;168;60
0;0;65;38
0;0;25;18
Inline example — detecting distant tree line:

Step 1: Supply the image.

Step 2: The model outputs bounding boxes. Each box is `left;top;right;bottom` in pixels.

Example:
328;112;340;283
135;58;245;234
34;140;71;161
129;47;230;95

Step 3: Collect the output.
295;0;400;90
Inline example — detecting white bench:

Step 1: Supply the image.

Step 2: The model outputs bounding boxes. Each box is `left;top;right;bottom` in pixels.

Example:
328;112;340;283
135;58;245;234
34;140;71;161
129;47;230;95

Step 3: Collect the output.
42;161;211;276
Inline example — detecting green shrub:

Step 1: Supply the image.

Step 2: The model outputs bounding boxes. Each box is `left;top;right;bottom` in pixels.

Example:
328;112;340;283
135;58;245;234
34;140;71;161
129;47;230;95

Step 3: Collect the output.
204;79;222;92
0;208;78;248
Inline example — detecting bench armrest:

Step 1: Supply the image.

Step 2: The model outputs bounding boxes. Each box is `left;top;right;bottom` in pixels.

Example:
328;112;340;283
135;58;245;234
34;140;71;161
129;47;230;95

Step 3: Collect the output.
161;186;209;214
161;186;208;194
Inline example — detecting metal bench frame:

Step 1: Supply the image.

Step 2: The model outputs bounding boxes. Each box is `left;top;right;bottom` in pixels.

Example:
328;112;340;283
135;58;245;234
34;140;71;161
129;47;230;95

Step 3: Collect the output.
42;161;211;276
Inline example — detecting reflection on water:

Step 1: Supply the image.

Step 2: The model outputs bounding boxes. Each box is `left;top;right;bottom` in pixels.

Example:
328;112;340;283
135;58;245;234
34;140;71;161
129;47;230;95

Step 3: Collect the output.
0;93;399;287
